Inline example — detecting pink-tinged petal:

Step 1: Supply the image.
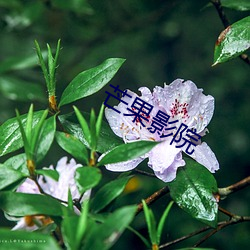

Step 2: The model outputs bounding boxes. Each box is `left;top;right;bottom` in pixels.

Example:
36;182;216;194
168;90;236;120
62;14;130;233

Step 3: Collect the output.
105;156;146;172
156;79;214;133
16;178;40;194
148;140;185;182
104;80;219;181
105;108;140;141
138;87;153;102
80;189;91;203
105;88;154;142
38;165;57;195
154;152;186;182
105;90;141;141
189;142;219;173
42;157;82;201
12;218;38;231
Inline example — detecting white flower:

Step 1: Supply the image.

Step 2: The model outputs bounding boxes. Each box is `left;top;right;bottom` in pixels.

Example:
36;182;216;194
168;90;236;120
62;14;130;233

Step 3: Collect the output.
12;157;90;231
103;79;219;182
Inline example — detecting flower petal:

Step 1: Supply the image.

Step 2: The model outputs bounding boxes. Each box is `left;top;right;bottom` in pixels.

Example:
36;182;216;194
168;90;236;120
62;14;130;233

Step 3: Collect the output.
156;79;214;133
16;178;40;194
189;142;219;173
148;141;185;182
105;156;146;172
12;218;38;231
47;157;82;201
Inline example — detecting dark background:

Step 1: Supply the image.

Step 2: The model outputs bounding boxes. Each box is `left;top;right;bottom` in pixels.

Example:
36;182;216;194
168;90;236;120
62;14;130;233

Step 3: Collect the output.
0;0;249;249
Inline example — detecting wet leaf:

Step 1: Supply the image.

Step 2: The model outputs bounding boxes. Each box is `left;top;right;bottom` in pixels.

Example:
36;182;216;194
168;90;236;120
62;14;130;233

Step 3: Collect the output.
0;164;27;190
56;131;89;165
168;159;218;227
36;169;59;181
37;116;56;162
97;140;158;166
0;192;65;216
4;153;28;175
75;167;102;194
91;176;132;213
83;205;137;250
213;16;250;65
0;111;44;157
59;58;125;106
59;112;123;153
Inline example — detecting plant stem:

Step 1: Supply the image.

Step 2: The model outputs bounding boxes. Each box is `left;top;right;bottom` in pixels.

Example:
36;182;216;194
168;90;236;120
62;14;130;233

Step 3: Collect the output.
218;176;250;198
136;186;169;215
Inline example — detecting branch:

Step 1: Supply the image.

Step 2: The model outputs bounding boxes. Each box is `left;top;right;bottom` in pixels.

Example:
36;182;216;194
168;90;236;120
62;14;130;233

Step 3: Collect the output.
218;206;235;218
159;224;212;249
218;176;250;198
159;216;250;249
136;186;169;215
193;216;250;247
134;169;156;178
211;0;230;27
211;0;250;66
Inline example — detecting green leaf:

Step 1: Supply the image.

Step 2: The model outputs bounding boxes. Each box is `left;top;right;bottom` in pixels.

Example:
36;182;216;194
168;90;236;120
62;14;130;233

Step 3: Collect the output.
89;108;97;150
62;201;89;250
73;106;91;147
30;109;48;158
213;16;250;65
35;222;57;234
97;140;158;166
76;201;89;248
0;164;27;190
4;153;28;175
25;104;34;143
0;51;47;74
157;201;174;244
59;58;125;106
36;169;59;181
0;111;44;157
36;116;56;162
15;109;30;158
0;228;60;250
62;215;80;250
0;192;65;216
142;200;157;245
59;112;123;153
75;167;102;194
83;205;137;250
91;176;132;213
168;159;218;227
221;0;250;11
0;76;46;102
67;188;74;212
45;40;61;96
35;40;50;91
56;131;89;165
96;104;105;140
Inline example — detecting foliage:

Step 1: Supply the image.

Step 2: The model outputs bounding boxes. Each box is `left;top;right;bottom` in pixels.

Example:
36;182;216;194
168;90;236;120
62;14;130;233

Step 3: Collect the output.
0;1;249;250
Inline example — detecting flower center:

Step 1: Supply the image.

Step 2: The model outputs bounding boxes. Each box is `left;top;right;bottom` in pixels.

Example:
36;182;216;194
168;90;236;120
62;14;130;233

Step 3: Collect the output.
170;99;190;122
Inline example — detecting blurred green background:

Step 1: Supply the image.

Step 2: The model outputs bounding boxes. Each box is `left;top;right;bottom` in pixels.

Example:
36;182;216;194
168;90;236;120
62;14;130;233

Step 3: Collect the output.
0;0;249;249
